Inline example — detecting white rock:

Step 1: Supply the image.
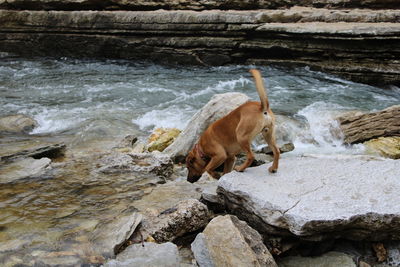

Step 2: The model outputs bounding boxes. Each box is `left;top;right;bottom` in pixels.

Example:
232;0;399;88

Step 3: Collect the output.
218;156;400;241
164;93;249;162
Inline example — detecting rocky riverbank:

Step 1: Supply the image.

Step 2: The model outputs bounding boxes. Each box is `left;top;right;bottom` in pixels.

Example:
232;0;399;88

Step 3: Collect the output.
0;1;400;85
1;94;400;266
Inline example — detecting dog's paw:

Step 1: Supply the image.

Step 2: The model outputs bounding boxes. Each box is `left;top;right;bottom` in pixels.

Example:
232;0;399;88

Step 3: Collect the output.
234;166;244;172
268;166;277;173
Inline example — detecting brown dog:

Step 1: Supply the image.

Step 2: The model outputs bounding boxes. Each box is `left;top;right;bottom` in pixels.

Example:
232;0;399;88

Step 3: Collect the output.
186;69;280;183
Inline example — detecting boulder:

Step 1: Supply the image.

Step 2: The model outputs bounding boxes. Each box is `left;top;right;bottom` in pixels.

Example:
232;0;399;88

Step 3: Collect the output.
132;179;216;242
191;215;277;267
147;128;181;152
95;152;173;179
0;114;37;133
164;93;249;162
144;199;211;243
104;242;180;267
364;136;400;159
277;251;357;267
218;156;400;241
338;105;400;144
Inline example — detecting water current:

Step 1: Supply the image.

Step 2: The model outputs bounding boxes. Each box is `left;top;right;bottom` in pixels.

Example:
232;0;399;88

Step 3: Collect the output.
1;54;400;265
1;54;399;154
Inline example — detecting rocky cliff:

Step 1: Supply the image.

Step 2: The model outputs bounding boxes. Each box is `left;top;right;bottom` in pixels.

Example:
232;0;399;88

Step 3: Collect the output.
0;1;399;85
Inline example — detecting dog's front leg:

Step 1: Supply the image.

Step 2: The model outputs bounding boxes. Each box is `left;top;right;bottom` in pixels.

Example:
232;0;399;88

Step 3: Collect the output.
223;156;236;174
205;154;227;179
262;129;280;173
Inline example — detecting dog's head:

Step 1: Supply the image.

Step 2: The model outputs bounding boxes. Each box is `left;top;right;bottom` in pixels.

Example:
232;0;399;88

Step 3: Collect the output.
186;149;207;183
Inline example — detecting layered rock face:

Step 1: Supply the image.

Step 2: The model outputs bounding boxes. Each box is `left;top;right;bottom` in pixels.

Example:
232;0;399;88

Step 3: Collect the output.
0;4;399;85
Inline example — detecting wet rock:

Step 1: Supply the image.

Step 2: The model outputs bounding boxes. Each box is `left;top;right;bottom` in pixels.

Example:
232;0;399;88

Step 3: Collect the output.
0;142;66;161
104;242;180;267
364;136;400;159
91;212;142;258
191;215;277;267
218;156;400;241
144;199;211;243
0;157;51;183
0;114;37;133
277;251;356;267
95;152;173;179
338;105;400;144
113;135;138;149
164;93;249;162
147;128;181;152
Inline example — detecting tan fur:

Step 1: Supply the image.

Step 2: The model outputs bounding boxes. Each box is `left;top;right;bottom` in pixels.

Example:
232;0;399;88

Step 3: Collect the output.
186;69;280;183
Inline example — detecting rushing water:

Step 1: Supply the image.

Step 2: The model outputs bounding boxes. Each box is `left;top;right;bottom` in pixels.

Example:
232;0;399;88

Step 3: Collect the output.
1;54;400;265
1;54;399;154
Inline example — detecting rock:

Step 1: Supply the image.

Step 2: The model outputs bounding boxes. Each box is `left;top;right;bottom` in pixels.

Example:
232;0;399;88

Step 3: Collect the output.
132;179;216;241
147;128;181;152
0;0;398;11
218;156;400;241
132;143;145;153
95;152;173;179
364;137;400;159
164;93;249;162
191;215;277;267
261;142;295;154
0;114;37;133
113;135;138;149
104;242;180;267
1;9;400;85
338;105;400;144
0;142;66;162
277;251;357;267
91;212;142;258
0;157;51;183
144;199;211;243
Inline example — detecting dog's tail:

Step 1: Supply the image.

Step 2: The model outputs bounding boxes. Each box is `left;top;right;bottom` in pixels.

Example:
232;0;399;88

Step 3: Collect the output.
249;69;269;112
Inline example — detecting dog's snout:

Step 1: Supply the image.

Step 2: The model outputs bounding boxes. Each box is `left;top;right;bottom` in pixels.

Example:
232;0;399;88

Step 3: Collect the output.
187;174;201;183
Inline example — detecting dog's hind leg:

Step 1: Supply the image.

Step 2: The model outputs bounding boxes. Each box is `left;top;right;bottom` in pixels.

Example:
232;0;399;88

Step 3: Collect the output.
262;129;280;173
234;139;254;172
223;155;236;174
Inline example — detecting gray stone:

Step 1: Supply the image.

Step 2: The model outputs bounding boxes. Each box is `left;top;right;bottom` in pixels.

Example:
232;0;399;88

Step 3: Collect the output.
95;152;173;179
146;199;211;243
0;142;66;161
218;156;400;241
104;242;180;267
164;92;249;162
0;114;37;133
277;251;356;267
0;157;51;183
191;215;277;267
91;212;142;258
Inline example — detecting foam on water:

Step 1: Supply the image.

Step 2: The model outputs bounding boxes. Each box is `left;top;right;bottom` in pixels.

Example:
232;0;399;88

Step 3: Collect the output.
1;56;399;155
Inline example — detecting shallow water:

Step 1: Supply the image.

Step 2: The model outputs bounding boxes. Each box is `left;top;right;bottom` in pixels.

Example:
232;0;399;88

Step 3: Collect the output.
1;54;400;265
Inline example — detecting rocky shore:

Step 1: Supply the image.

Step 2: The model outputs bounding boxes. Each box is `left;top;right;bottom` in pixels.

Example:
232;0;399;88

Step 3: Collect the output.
0;1;400;85
1;93;400;266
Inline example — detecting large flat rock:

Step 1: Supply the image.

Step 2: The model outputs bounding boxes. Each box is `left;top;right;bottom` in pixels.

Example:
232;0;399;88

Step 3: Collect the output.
218;156;400;241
